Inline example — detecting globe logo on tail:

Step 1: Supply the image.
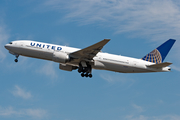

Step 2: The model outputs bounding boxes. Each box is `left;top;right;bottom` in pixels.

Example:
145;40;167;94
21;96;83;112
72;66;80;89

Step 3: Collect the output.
142;49;162;63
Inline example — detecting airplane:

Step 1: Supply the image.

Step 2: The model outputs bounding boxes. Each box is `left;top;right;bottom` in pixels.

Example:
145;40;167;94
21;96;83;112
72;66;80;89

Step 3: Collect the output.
4;39;175;78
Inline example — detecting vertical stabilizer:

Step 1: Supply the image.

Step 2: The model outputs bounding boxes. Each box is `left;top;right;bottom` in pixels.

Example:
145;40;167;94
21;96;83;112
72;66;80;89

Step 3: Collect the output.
142;39;176;63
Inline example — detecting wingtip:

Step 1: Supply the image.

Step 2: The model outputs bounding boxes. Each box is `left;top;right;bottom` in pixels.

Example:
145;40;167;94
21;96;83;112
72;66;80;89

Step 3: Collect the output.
104;39;111;41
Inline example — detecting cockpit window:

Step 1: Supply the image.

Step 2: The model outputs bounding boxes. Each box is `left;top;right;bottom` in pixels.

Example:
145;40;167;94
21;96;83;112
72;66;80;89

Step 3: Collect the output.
9;42;12;44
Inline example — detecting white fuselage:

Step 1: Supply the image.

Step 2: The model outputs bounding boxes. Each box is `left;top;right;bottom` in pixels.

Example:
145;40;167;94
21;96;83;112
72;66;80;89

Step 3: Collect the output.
5;40;171;73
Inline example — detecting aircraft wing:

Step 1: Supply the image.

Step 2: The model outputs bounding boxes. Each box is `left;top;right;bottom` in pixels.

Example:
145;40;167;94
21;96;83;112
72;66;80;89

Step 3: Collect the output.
69;39;110;61
146;62;172;68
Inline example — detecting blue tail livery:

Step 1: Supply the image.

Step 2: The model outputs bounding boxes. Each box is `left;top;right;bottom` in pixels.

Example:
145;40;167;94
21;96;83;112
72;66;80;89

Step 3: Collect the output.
142;39;176;63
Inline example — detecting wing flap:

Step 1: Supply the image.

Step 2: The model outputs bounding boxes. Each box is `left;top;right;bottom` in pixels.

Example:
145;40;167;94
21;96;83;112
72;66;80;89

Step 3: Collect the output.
146;62;172;68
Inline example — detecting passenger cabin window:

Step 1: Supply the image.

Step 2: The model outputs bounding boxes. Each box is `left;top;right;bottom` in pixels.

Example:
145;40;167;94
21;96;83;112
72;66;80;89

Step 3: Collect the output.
9;42;12;44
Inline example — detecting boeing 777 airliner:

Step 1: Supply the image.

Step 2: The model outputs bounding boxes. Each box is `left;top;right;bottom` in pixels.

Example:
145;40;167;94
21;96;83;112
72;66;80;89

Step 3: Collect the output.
4;39;175;78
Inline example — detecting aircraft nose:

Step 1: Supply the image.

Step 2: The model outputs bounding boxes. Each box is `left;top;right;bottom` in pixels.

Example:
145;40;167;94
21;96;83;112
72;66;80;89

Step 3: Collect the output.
4;44;10;50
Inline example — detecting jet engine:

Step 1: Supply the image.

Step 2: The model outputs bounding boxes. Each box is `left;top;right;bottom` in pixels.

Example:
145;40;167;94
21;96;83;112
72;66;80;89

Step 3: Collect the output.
59;64;77;71
52;51;69;63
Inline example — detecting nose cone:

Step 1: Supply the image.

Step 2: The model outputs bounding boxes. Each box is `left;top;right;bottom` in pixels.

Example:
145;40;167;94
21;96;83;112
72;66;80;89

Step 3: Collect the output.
4;44;10;50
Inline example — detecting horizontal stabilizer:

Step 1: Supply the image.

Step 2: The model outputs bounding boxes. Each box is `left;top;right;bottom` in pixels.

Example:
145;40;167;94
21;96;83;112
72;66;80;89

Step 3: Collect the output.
146;62;172;68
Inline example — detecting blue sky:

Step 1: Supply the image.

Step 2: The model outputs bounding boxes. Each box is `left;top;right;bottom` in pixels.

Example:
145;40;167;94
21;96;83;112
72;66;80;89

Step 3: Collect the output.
0;0;180;120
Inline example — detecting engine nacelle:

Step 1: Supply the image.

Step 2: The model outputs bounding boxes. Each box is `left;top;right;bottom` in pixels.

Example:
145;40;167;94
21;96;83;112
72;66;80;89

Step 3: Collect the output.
52;51;69;63
59;64;74;71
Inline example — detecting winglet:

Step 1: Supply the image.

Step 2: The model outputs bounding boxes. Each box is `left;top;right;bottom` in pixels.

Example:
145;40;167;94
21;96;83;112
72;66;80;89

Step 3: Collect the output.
142;39;176;63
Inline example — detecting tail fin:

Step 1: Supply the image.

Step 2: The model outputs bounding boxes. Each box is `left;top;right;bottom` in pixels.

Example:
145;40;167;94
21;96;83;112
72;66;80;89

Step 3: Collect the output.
142;39;176;63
